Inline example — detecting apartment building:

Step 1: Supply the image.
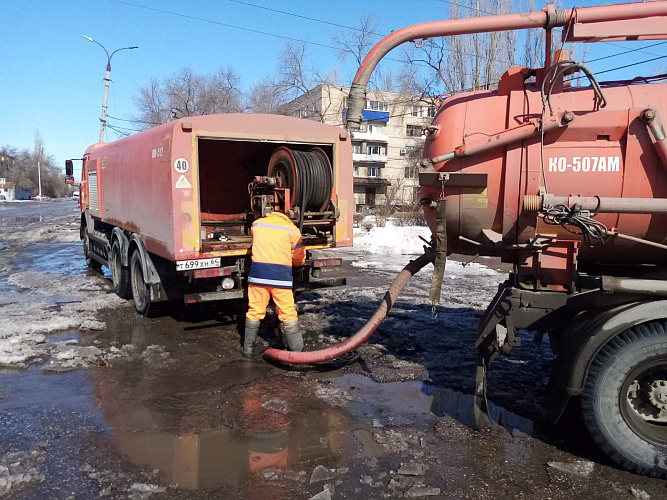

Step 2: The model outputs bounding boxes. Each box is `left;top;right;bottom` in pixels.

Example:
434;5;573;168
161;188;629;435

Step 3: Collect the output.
280;84;435;212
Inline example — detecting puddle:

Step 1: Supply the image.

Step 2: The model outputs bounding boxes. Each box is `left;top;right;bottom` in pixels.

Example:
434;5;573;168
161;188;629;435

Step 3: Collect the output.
0;274;26;305
48;330;81;344
353;428;387;457
110;410;337;490
322;372;534;435
11;242;86;275
87;359;345;491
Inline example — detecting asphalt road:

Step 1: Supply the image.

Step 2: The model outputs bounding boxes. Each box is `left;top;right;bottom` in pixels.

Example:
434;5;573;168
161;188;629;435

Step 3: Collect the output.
0;199;79;223
1;213;666;499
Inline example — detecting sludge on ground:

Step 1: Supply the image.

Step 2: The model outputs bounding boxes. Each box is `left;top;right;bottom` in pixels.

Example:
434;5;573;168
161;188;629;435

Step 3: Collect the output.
1;207;666;499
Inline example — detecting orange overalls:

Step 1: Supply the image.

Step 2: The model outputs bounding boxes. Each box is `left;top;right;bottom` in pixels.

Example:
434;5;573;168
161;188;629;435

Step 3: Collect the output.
247;211;306;322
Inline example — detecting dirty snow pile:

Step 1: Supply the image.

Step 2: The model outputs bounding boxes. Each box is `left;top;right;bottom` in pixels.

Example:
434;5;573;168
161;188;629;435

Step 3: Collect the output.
0;215;79;245
0;270;125;368
0;444;47;497
79;463;167;499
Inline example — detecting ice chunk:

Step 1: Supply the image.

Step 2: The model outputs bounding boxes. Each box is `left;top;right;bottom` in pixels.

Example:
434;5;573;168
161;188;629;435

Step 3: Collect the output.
547;460;594;478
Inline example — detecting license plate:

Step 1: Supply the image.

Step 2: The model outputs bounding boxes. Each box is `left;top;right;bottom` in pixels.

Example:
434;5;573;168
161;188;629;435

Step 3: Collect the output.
176;258;221;271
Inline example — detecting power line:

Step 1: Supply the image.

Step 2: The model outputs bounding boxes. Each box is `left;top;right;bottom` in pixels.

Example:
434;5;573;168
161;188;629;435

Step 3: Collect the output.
435;0;496;16
106;0;349;53
227;0;384;36
588;41;667;64
106;114;161;126
595;54;667;76
105;0;512;69
605;41;664;58
104;119;143;132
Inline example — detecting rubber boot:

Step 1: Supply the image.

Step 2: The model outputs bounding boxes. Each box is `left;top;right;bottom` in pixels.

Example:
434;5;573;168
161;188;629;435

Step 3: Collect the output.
242;318;261;358
282;319;304;352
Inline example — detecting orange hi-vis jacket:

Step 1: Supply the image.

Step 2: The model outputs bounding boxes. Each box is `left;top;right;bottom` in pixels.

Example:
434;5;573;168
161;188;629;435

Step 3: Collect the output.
248;212;306;289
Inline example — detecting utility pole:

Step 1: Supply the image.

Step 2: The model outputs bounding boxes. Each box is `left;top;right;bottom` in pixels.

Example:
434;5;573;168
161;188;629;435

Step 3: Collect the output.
37;161;42;199
82;36;138;143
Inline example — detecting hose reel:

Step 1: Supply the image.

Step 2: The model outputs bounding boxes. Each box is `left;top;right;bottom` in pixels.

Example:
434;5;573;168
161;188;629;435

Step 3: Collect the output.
268;147;333;213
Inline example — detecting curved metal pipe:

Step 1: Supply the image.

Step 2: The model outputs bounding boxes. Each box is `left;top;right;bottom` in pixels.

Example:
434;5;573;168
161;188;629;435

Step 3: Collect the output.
262;251;434;364
346;1;667;131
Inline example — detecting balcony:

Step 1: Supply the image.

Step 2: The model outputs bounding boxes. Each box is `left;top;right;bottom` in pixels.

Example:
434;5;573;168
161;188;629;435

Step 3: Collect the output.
342;108;390;123
353;153;388;163
352;131;389;142
353;177;391;187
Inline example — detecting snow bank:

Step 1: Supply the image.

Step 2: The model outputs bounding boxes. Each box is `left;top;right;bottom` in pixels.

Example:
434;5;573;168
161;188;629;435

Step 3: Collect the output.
353;221;430;256
0;239;124;367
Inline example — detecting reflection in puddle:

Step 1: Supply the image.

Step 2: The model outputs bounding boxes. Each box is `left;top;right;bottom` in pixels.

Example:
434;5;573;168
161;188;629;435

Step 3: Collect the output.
111;412;338;490
325;372;534;434
87;360;346;492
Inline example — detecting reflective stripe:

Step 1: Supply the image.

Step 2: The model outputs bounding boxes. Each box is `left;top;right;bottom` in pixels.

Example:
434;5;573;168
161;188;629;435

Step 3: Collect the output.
291;242;305;250
252;222;296;233
249;261;293;282
248;277;293;288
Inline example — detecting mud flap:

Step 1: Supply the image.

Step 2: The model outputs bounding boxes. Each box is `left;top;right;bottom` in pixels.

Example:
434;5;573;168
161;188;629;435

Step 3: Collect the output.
429;200;447;303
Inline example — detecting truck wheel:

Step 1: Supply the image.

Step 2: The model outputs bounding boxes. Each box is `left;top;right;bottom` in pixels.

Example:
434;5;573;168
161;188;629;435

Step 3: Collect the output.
581;321;667;477
83;232;102;271
130;250;151;316
110;241;132;299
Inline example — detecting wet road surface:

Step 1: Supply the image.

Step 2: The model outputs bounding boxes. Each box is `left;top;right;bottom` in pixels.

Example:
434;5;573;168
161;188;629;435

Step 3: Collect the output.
0;199;78;223
1;216;667;499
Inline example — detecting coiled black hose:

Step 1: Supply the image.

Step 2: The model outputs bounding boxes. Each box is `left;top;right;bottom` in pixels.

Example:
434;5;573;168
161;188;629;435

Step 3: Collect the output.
292;149;332;212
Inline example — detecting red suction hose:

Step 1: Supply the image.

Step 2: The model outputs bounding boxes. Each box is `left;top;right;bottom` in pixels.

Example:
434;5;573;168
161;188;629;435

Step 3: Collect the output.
262;251;435;364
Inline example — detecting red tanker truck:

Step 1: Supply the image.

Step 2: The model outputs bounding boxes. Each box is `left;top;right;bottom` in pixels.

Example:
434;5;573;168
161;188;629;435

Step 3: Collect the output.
66;114;353;316
341;0;667;478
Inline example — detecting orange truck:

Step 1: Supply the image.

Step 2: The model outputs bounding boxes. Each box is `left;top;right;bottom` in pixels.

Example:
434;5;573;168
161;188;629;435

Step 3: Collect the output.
66;114;353;315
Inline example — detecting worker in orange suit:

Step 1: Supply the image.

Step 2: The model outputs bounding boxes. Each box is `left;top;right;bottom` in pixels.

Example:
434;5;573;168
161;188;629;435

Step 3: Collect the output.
242;209;306;358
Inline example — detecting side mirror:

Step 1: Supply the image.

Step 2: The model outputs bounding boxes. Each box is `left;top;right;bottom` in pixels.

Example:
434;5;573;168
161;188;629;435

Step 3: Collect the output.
65;160;74;176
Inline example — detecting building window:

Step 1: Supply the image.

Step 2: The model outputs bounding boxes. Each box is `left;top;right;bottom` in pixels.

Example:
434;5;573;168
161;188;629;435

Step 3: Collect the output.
368;145;384;155
353;166;359;177
352;143;362;154
427;106;436;117
406;125;424;137
404;167;419;178
368;166;381;178
359;122;385;134
366;100;388;112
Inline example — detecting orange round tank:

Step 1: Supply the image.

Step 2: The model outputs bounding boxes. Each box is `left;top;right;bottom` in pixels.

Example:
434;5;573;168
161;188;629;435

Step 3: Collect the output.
422;75;667;264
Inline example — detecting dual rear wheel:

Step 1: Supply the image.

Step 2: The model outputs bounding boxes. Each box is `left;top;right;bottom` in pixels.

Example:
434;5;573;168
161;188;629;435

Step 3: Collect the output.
109;242;160;317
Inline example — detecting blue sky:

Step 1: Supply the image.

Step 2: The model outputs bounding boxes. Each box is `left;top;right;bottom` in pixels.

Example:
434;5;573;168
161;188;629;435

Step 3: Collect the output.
1;0;665;175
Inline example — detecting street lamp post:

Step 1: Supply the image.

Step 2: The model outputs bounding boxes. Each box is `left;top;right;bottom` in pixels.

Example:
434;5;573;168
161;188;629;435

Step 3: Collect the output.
82;35;138;143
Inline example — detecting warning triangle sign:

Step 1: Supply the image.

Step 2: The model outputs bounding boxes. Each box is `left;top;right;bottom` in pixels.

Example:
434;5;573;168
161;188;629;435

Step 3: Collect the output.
175;175;191;189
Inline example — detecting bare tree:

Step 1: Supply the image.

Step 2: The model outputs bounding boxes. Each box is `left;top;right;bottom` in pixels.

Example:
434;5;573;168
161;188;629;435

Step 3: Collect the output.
0;131;70;198
404;0;516;95
332;13;381;66
132;65;244;129
247;78;284;114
